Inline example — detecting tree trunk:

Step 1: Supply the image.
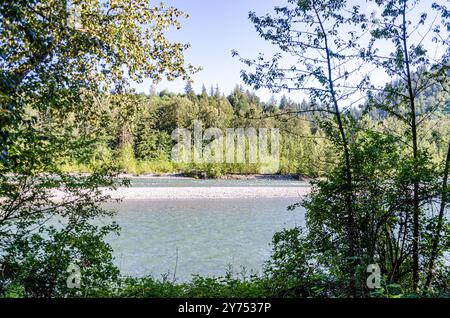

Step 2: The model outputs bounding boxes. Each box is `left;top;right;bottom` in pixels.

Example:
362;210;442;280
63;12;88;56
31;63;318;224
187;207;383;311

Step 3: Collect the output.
425;143;450;289
401;0;420;291
313;3;357;297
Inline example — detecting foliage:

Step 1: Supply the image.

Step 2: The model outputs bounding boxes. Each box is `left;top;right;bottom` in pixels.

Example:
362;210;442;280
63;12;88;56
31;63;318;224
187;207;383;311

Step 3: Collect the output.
0;221;120;298
0;0;196;298
234;0;450;297
263;227;329;297
55;88;339;177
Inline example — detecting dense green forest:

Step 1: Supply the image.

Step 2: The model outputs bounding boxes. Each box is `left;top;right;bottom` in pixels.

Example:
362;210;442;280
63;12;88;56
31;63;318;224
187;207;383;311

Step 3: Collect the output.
0;0;449;299
56;84;449;178
58;86;333;177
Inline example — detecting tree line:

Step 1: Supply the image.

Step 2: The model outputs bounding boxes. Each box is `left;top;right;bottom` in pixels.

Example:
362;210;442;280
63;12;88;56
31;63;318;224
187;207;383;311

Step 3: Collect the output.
59;82;448;180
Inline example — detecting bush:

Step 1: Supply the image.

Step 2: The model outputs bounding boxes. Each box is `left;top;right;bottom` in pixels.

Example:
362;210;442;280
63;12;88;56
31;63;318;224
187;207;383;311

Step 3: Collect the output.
263;228;329;297
0;222;120;298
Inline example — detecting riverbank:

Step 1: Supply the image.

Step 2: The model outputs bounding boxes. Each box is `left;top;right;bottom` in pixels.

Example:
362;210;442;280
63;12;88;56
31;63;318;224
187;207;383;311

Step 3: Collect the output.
117;173;312;182
51;177;311;201
49;174;312;201
109;174;311;200
105;186;310;200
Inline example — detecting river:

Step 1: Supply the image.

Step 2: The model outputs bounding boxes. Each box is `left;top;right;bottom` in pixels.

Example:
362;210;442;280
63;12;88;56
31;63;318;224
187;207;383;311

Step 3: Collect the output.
101;178;308;281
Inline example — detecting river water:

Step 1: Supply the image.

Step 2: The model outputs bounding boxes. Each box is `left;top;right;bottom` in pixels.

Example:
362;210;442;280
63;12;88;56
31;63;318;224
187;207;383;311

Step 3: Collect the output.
102;179;307;281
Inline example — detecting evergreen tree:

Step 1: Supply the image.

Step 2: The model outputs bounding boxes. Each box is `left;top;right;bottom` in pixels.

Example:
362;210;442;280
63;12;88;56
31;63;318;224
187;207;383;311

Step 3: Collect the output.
279;95;291;110
214;84;221;98
201;84;208;97
265;95;277;112
184;81;195;96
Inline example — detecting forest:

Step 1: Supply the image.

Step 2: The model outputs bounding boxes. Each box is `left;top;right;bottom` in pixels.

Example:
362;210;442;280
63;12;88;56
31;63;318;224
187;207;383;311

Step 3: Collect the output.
60;84;449;179
0;0;449;299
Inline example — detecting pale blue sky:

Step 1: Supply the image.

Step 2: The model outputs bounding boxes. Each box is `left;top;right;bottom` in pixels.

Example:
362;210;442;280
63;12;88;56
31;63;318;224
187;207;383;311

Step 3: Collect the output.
131;0;447;103
132;0;290;102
